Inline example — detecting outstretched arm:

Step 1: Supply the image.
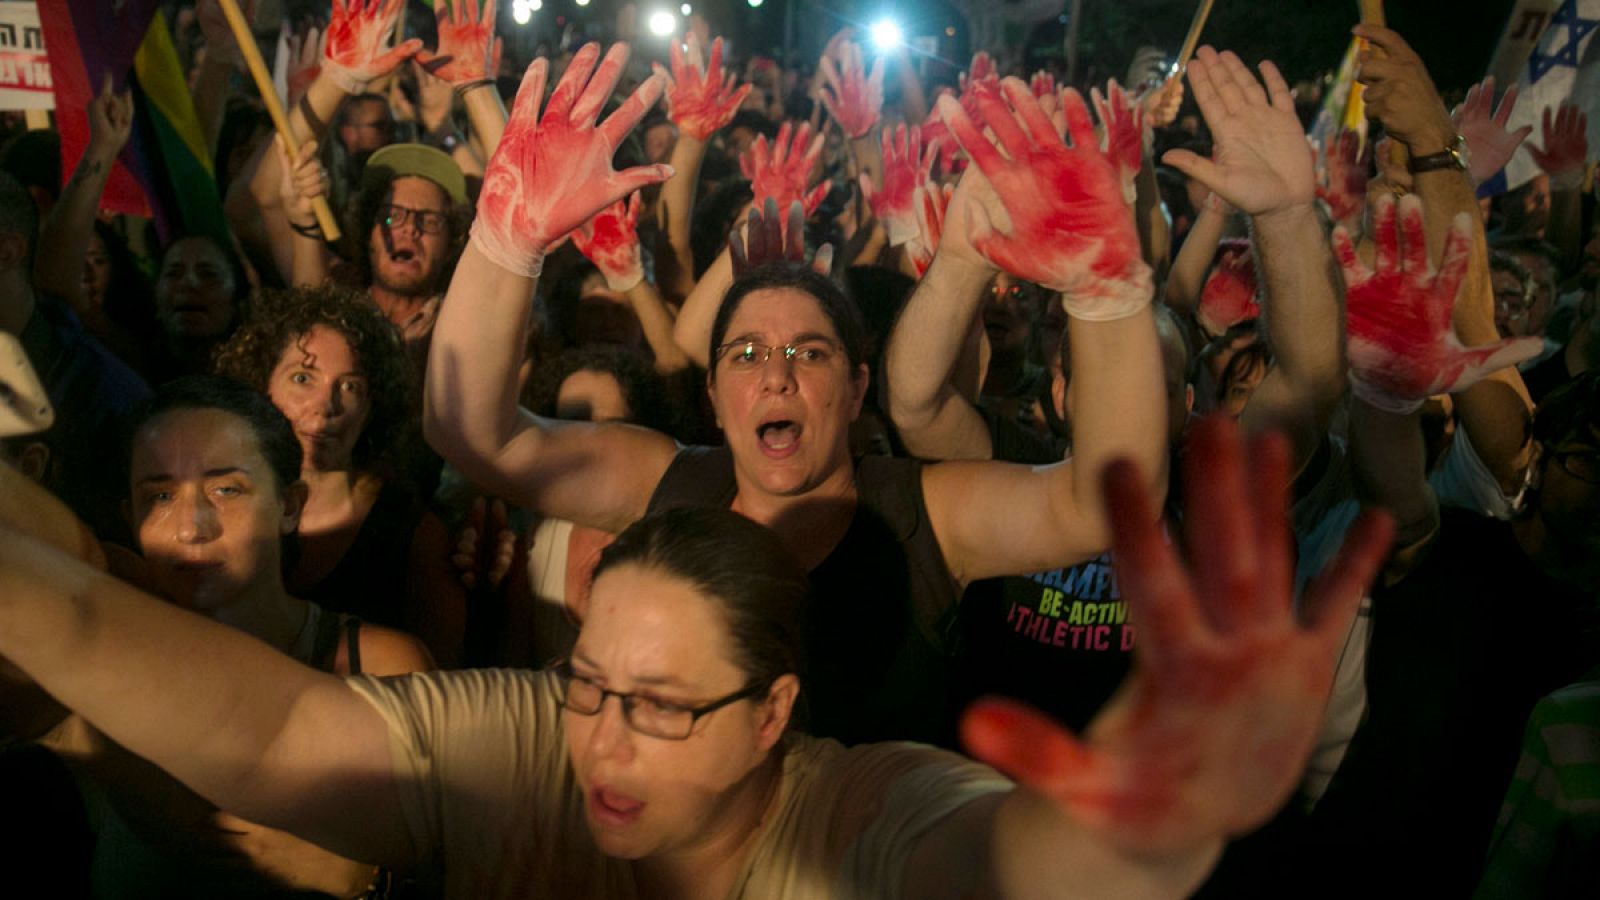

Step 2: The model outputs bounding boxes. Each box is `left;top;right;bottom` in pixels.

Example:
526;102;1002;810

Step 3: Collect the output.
905;418;1394;899
921;80;1166;582
0;524;404;864
1165;48;1345;472
424;44;680;532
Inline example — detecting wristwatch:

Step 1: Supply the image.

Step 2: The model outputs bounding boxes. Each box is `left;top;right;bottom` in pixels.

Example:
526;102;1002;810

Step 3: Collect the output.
1408;134;1470;174
427;126;462;154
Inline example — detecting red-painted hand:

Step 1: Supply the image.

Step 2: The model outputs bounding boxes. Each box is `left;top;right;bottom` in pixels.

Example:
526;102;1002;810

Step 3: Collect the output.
572;192;646;291
1528;103;1589;189
739;121;829;217
920;98;966;176
729;199;833;277
655;33;750;141
1091;79;1144;205
937;79;1151;317
416;0;502;86
1315;130;1369;226
284;27;325;107
963;418;1394;855
959;51;1001;118
860;124;938;246
818;41;884;138
323;0;424;93
1450;76;1530;186
1030;70;1056;100
1334;193;1544;413
907;180;952;277
1196;240;1259;335
471;43;674;277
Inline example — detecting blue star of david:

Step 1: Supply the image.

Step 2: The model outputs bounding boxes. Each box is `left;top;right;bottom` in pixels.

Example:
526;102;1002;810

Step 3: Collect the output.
1528;0;1600;82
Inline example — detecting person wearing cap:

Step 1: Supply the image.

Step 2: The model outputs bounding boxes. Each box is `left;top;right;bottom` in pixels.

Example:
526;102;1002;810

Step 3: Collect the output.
280;141;468;366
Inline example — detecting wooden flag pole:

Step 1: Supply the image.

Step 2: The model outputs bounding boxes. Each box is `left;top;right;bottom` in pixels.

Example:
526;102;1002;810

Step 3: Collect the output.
1175;0;1218;74
1355;0;1409;169
216;0;341;240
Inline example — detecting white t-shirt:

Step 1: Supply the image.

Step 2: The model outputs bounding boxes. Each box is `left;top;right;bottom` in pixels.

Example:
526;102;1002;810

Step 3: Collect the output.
347;669;1012;899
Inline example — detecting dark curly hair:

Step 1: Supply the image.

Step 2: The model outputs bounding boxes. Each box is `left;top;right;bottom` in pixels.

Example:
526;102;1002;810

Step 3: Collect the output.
212;285;415;473
348;170;469;291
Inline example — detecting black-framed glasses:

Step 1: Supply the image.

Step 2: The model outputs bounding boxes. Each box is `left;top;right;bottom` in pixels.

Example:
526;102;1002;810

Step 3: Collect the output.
552;661;765;740
1553;448;1600;485
713;339;841;370
380;203;449;235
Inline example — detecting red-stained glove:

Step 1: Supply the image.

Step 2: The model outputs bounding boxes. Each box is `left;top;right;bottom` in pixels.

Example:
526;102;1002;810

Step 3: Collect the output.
817;41;884;139
571;192;645;291
1451;76;1530;187
920;97;966;176
937;79;1152;319
959;50;1001;118
729;198;834;277
655;33;750;141
962;418;1394;855
907;180;952;277
861;124;938;246
1316;130;1369;226
471;43;674;277
1197;240;1259;335
1335;193;1543;413
1528;103;1589;191
740;121;829;217
1091;79;1144;205
1030;70;1056;100
416;0;502;86
323;0;424;93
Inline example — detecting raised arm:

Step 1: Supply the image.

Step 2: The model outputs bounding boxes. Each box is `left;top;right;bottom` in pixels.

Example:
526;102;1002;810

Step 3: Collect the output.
1527;103;1588;271
424;44;680;532
276;136;334;287
1165;48;1345;470
416;0;509;172
570;192;691;374
653;33;750;302
921;80;1167;582
1358;24;1540;494
34;76;131;329
904;418;1394;899
0;522;405;864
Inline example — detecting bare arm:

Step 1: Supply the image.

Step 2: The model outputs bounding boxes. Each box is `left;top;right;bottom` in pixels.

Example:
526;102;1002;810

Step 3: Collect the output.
657;134;708;303
0;525;406;864
1163;195;1230;314
673;246;731;368
626;279;691;375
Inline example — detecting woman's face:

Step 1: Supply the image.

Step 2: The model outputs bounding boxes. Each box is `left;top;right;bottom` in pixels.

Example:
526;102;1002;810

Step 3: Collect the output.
708;287;867;498
128;408;300;613
564;564;790;861
156;237;237;341
266;325;372;473
82;231;111;308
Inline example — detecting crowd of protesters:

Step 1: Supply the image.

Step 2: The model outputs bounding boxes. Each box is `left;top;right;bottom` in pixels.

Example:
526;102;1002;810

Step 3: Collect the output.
0;0;1596;896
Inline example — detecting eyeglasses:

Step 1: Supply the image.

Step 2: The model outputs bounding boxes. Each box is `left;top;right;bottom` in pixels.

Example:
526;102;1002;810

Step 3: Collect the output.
713;339;841;370
552;661;765;740
380;203;449;235
1552;448;1600;485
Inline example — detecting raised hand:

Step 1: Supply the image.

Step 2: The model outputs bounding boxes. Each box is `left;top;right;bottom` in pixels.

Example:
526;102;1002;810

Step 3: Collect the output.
739;121;829;217
1528;103;1589;190
1091;79;1144;204
906;180;952;277
284;27;325;107
861;124;937;245
920;100;966;176
571;192;645;291
275;136;330;229
416;0;502;86
1196;240;1259;335
655;33;750;141
1334;193;1544;413
817;41;884;139
1162;47;1314;218
937;79;1151;318
1030;70;1056;100
959;51;1001;117
1141;75;1185;129
729;199;833;277
1451;77;1530;186
85;73;134;160
962;417;1394;855
471;43;674;277
323;0;424;93
1315;130;1369;226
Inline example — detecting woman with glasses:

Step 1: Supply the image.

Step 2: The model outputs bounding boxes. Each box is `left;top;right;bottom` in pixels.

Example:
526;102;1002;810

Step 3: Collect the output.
426;44;1169;747
0;411;1394;898
214;285;464;657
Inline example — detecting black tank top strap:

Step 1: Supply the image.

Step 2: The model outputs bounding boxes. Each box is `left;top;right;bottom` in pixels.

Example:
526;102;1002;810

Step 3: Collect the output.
344;617;364;676
646;445;738;513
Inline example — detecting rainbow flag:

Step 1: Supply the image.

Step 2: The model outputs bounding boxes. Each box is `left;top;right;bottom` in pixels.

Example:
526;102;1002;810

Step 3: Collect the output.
1309;37;1369;155
38;0;227;243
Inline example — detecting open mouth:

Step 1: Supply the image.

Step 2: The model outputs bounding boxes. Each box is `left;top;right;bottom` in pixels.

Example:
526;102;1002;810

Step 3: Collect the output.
757;419;802;457
389;248;418;264
588;786;644;827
